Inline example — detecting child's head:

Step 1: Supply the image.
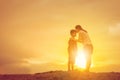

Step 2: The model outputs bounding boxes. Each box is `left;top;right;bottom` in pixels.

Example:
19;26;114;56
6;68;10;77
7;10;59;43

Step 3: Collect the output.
70;29;76;37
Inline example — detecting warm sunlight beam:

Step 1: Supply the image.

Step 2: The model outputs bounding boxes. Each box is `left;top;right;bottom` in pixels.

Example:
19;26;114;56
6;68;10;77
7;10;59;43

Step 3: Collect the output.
75;50;86;69
75;43;86;69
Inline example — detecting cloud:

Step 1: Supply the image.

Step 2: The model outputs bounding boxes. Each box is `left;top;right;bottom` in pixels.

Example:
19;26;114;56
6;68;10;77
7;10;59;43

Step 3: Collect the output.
109;23;120;36
0;62;31;74
91;64;120;72
28;62;66;73
0;36;34;74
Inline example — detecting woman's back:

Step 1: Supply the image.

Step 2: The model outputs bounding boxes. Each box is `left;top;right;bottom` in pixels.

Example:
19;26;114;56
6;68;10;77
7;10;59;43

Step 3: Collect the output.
78;30;92;45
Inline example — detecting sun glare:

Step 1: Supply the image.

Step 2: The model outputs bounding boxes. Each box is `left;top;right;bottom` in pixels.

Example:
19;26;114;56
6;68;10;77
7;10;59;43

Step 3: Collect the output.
75;43;86;69
75;50;86;69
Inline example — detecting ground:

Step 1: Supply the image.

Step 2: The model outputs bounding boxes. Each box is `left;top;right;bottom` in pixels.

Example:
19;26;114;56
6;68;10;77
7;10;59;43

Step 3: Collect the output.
0;71;120;80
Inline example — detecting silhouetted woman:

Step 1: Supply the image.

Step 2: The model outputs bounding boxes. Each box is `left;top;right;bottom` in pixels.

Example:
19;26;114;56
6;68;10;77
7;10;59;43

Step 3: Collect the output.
75;25;93;72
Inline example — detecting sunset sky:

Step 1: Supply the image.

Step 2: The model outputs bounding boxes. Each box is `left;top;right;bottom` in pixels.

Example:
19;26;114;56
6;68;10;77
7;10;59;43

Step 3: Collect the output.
0;0;120;74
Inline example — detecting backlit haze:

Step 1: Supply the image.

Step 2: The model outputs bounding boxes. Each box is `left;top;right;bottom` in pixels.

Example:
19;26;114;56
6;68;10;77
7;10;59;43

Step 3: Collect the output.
0;0;120;74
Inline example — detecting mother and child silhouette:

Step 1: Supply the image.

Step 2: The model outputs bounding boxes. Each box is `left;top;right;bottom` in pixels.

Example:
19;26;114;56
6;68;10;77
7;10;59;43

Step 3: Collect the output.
68;25;93;72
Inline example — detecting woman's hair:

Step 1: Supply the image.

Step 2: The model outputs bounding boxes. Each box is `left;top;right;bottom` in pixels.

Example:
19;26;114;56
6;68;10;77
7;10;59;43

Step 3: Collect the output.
75;25;87;33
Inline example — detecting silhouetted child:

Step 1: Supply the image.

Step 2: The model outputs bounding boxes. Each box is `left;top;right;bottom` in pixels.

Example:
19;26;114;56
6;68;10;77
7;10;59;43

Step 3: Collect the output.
68;29;77;71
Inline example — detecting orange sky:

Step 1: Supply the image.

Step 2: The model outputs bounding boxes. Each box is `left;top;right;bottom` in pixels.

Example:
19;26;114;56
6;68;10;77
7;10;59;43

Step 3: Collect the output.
0;0;120;74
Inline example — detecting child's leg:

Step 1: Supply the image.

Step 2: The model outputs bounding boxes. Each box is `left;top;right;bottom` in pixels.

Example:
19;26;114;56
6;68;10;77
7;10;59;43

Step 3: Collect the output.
68;60;70;71
71;63;74;71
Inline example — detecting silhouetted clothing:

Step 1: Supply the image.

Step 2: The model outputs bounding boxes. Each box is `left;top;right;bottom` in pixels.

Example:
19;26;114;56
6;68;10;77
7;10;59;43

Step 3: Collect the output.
68;37;77;71
78;30;92;45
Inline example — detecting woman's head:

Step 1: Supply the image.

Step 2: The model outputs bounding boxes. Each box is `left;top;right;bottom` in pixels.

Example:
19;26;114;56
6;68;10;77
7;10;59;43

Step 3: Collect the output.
70;29;76;37
75;25;82;32
75;25;87;33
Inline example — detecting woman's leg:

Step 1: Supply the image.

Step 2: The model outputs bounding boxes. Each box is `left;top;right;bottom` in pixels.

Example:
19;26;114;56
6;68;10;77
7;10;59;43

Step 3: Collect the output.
84;44;93;72
86;53;92;72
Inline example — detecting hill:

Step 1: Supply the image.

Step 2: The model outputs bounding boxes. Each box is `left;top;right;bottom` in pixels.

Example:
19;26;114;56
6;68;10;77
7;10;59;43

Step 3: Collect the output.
0;71;120;80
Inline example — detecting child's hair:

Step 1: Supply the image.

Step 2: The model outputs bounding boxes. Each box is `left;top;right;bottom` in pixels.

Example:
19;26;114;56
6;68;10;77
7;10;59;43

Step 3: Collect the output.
70;29;76;35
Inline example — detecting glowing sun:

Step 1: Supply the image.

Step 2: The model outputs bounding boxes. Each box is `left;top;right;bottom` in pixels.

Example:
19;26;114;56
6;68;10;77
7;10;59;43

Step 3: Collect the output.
75;50;86;69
